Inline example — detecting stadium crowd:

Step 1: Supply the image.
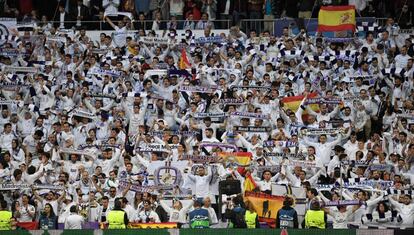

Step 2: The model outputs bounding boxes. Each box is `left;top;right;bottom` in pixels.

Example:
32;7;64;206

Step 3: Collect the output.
0;0;414;231
0;0;413;31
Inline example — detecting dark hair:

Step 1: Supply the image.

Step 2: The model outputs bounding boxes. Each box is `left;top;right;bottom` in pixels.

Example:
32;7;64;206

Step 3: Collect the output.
283;197;294;207
1;200;7;210
114;199;122;210
70;205;77;213
44;203;56;217
193;200;202;208
310;200;320;210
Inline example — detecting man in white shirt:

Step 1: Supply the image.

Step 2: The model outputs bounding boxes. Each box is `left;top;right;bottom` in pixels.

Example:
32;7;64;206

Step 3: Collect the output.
102;0;120;15
395;46;411;69
187;165;213;201
104;16;127;48
64;205;84;229
0;123;15;151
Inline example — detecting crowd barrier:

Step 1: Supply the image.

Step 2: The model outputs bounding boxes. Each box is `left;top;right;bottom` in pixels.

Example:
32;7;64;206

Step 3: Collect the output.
2;228;413;235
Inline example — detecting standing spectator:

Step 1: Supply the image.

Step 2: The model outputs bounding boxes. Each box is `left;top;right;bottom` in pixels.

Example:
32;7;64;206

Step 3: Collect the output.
201;0;217;28
230;0;247;28
184;0;201;21
263;0;278;33
103;0;120;15
70;0;89;29
196;12;213;30
183;13;195;30
396;5;412;29
216;0;230;28
169;0;184;20
167;15;178;30
283;0;299;18
121;0;135;13
134;0;150;18
247;0;263;32
104;16;127;48
151;10;166;30
53;3;73;29
64;205;84;229
298;0;315;19
90;0;102;17
38;203;58;230
14;194;36;222
135;12;151;30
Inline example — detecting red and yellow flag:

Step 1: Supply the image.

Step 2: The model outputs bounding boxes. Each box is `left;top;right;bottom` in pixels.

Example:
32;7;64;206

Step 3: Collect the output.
218;152;252;166
244;192;284;220
179;48;191;69
317;5;356;32
281;92;319;113
244;174;257;192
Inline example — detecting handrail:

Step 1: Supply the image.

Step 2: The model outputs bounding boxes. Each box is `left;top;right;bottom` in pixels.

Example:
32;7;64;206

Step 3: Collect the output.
13;17;390;32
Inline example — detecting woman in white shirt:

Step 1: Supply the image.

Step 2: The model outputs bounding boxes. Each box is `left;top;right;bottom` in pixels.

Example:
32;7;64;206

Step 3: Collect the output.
324;204;360;229
159;197;194;227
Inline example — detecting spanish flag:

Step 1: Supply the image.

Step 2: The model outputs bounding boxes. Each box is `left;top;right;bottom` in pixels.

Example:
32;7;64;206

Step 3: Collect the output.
244;174;257;192
281;92;319;113
317;5;356;32
218;152;252;166
179;48;191;69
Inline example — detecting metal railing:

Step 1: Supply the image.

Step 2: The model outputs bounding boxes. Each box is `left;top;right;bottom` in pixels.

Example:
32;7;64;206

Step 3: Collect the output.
14;18;389;33
17;19;233;31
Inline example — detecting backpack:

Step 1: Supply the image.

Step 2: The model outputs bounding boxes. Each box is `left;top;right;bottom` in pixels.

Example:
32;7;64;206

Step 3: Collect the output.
233;210;247;228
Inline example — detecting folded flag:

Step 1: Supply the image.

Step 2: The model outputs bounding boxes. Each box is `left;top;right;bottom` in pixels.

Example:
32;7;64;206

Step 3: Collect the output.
244;173;257;192
318;5;356;32
179;48;191;70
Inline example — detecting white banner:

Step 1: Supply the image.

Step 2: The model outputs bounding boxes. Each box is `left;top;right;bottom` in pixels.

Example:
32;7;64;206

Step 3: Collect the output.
4;66;38;73
139;36;170;45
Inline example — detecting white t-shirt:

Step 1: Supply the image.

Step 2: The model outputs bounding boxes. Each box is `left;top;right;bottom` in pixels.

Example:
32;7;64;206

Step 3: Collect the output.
64;213;84;229
113;26;127;48
17;204;36;222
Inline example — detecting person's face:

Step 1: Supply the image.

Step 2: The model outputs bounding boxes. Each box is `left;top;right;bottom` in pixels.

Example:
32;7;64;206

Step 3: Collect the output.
263;171;272;180
360;89;368;98
110;188;116;197
46;193;54;200
173;200;181;209
126;164;132;172
102;199;109;208
22;195;29;204
44;205;51;213
319;136;327;143
378;203;385;212
4;125;11;133
402;195;411;205
197;167;205;176
299;171;306;180
144;201;151;210
204;197;211;207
